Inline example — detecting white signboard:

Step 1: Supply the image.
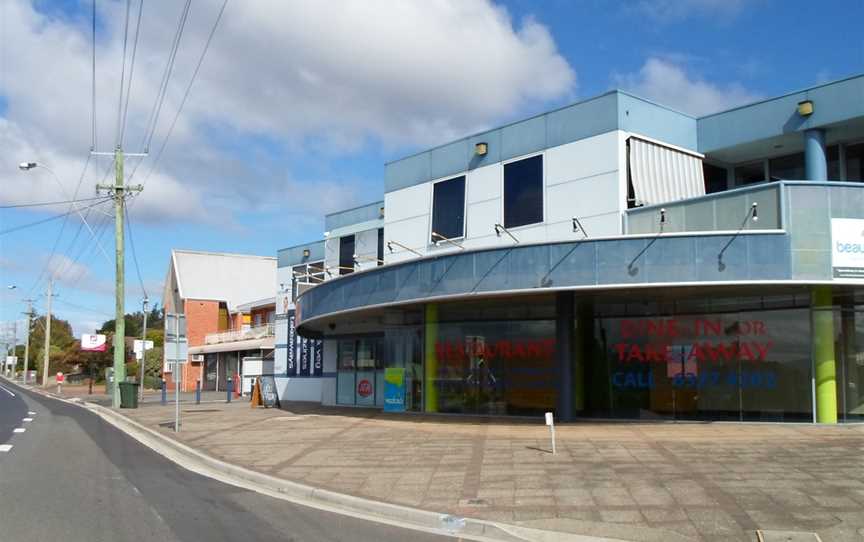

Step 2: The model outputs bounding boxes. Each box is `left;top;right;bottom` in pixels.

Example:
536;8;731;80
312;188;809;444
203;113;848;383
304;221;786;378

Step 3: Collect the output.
163;313;188;371
831;218;864;280
5;356;17;367
81;333;108;352
134;340;155;360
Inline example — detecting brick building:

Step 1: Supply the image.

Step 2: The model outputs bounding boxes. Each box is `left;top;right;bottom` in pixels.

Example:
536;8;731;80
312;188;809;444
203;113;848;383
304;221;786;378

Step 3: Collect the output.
162;250;276;391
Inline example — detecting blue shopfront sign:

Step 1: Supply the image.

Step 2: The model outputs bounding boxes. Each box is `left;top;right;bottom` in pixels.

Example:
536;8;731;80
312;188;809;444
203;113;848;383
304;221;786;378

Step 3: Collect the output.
383;368;406;412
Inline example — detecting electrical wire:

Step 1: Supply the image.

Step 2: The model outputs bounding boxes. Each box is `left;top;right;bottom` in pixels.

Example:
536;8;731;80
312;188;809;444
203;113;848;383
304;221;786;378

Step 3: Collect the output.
140;0;191;154
124;198;148;300
120;0;145;146
91;0;97;151
0;195;110;209
53;298;114;319
25;154;94;297
115;0;132;145
0;198;113;236
136;0;229;187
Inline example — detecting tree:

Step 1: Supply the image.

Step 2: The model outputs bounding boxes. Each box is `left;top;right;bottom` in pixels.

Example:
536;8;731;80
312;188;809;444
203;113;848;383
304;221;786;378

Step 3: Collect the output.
99;303;164;338
26;314;77;378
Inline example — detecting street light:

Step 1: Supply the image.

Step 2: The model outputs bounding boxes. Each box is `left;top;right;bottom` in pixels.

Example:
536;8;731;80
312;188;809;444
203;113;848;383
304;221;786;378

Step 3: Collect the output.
18;161;110;263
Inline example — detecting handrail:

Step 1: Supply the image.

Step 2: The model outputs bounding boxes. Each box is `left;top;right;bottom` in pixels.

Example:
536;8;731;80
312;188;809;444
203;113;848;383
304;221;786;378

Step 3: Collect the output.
204;323;274;345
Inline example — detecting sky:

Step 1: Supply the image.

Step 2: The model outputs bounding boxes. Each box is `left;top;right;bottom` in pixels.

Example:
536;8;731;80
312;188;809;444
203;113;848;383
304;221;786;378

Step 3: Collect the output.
1;0;863;339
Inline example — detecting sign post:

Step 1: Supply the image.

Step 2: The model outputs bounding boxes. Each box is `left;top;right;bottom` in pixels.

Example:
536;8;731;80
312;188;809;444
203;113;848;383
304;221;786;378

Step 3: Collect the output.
545;412;556;455
164;314;187;432
56;371;65;395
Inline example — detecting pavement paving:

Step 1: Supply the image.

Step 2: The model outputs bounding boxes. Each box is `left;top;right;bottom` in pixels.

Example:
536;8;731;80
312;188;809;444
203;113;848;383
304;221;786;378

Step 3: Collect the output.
114;399;864;542
0;380;456;542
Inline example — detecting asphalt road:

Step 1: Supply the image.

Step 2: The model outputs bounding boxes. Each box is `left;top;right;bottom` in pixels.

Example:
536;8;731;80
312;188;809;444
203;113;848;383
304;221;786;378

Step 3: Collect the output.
0;380;454;542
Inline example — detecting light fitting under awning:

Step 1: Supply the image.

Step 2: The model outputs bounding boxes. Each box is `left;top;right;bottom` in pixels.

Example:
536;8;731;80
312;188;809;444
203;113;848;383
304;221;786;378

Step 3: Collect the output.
629;136;705;206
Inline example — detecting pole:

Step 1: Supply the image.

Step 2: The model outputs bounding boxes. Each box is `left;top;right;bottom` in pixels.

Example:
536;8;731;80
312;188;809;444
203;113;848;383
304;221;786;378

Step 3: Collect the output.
174;315;180;432
139;297;148;401
94;146;142;408
112;146;126;408
22;299;33;385
42;278;53;387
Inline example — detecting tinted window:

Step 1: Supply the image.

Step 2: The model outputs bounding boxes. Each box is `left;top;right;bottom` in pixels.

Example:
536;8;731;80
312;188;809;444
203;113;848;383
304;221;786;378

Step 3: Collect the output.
431;176;465;242
703;163;727;193
734;161;765;185
769;152;805;180
504;155;543;228
339;235;355;275
847;143;864;181
377;228;384;266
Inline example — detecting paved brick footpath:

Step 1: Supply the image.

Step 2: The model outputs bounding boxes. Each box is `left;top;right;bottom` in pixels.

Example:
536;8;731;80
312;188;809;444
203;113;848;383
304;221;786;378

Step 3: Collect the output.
119;400;864;542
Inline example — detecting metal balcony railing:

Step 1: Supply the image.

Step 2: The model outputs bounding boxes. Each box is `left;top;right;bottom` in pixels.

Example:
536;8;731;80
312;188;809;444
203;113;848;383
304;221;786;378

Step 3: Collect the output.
204;323;274;345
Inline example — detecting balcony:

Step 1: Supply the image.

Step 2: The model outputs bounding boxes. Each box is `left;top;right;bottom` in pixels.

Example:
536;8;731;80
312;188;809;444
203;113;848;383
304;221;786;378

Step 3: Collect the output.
204;323;274;345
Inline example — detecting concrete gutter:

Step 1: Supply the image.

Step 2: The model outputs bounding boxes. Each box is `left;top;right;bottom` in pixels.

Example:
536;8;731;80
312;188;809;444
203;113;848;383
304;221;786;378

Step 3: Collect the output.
74;401;623;542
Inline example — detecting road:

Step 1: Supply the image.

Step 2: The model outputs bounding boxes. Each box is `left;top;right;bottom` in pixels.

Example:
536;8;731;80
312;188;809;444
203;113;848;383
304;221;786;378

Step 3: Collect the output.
0;380;453;542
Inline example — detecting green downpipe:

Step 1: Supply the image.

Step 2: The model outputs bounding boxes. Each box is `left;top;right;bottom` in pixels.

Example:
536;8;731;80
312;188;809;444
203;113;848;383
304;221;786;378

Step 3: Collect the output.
424;304;438;413
812;286;837;424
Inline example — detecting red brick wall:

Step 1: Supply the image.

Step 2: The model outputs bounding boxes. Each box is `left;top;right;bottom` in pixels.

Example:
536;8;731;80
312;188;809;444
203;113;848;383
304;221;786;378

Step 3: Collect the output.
164;299;218;392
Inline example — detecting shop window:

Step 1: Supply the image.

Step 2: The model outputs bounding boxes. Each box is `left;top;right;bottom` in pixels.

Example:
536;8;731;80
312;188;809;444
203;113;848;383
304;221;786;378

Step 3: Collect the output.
847;142;864;181
734;161;765;185
703;163;728;193
504;155;543;228
589;294;813;422
339;235;355;275
431;176;465;242
769;152;805;180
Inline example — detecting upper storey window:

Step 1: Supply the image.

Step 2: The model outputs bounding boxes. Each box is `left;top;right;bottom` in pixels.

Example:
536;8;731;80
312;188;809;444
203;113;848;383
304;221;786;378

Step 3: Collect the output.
431;176;466;242
504;155;543;228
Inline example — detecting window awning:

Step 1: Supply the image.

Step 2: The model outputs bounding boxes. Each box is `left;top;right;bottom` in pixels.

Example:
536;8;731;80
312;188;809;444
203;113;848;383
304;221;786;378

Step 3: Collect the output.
629;137;705;206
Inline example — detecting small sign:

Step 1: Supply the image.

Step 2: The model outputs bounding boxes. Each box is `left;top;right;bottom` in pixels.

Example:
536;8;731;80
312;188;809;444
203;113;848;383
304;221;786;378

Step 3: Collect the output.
831;218;864;280
56;372;65;384
133;339;155;360
357;378;373;398
81;334;107;352
383;368;406;412
258;375;280;408
545;412;554;426
4;356;16;367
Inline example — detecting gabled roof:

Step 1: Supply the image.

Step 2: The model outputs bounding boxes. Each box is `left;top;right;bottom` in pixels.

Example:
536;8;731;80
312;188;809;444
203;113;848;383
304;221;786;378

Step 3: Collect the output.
169;249;276;311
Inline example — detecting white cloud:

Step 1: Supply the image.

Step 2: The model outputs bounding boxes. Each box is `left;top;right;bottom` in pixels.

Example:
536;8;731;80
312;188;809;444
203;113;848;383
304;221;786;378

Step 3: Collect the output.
614;57;761;117
0;0;575;225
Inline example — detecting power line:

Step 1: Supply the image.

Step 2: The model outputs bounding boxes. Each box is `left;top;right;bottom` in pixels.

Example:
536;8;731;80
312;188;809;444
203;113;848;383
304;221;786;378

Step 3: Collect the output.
137;0;229;188
124;198;147;299
0;195;110;209
53;298;113;319
1;198;112;236
25;154;94;297
140;0;191;154
115;0;132;145
91;0;97;151
120;0;145;146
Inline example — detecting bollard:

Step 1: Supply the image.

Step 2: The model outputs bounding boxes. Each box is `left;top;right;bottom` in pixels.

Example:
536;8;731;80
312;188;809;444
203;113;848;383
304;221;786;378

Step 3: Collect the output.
195;380;201;404
161;379;167;405
226;378;233;403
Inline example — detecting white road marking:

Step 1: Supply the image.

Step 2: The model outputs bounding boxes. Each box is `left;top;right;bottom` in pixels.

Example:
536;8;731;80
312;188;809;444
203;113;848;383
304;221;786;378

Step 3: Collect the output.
0;445;12;452
12;428;25;433
22;418;33;422
28;411;36;415
0;384;15;397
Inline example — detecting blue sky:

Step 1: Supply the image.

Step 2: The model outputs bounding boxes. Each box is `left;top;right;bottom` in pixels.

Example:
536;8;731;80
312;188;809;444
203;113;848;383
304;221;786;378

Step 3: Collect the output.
1;0;862;337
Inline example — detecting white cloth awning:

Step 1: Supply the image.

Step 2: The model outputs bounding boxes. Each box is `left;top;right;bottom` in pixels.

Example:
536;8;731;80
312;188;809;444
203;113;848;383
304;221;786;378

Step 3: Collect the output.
188;337;274;355
629;137;705;206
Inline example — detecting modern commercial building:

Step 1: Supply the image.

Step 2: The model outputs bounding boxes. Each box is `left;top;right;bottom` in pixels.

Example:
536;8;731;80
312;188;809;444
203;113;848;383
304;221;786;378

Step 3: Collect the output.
162;250;276;392
279;74;864;424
